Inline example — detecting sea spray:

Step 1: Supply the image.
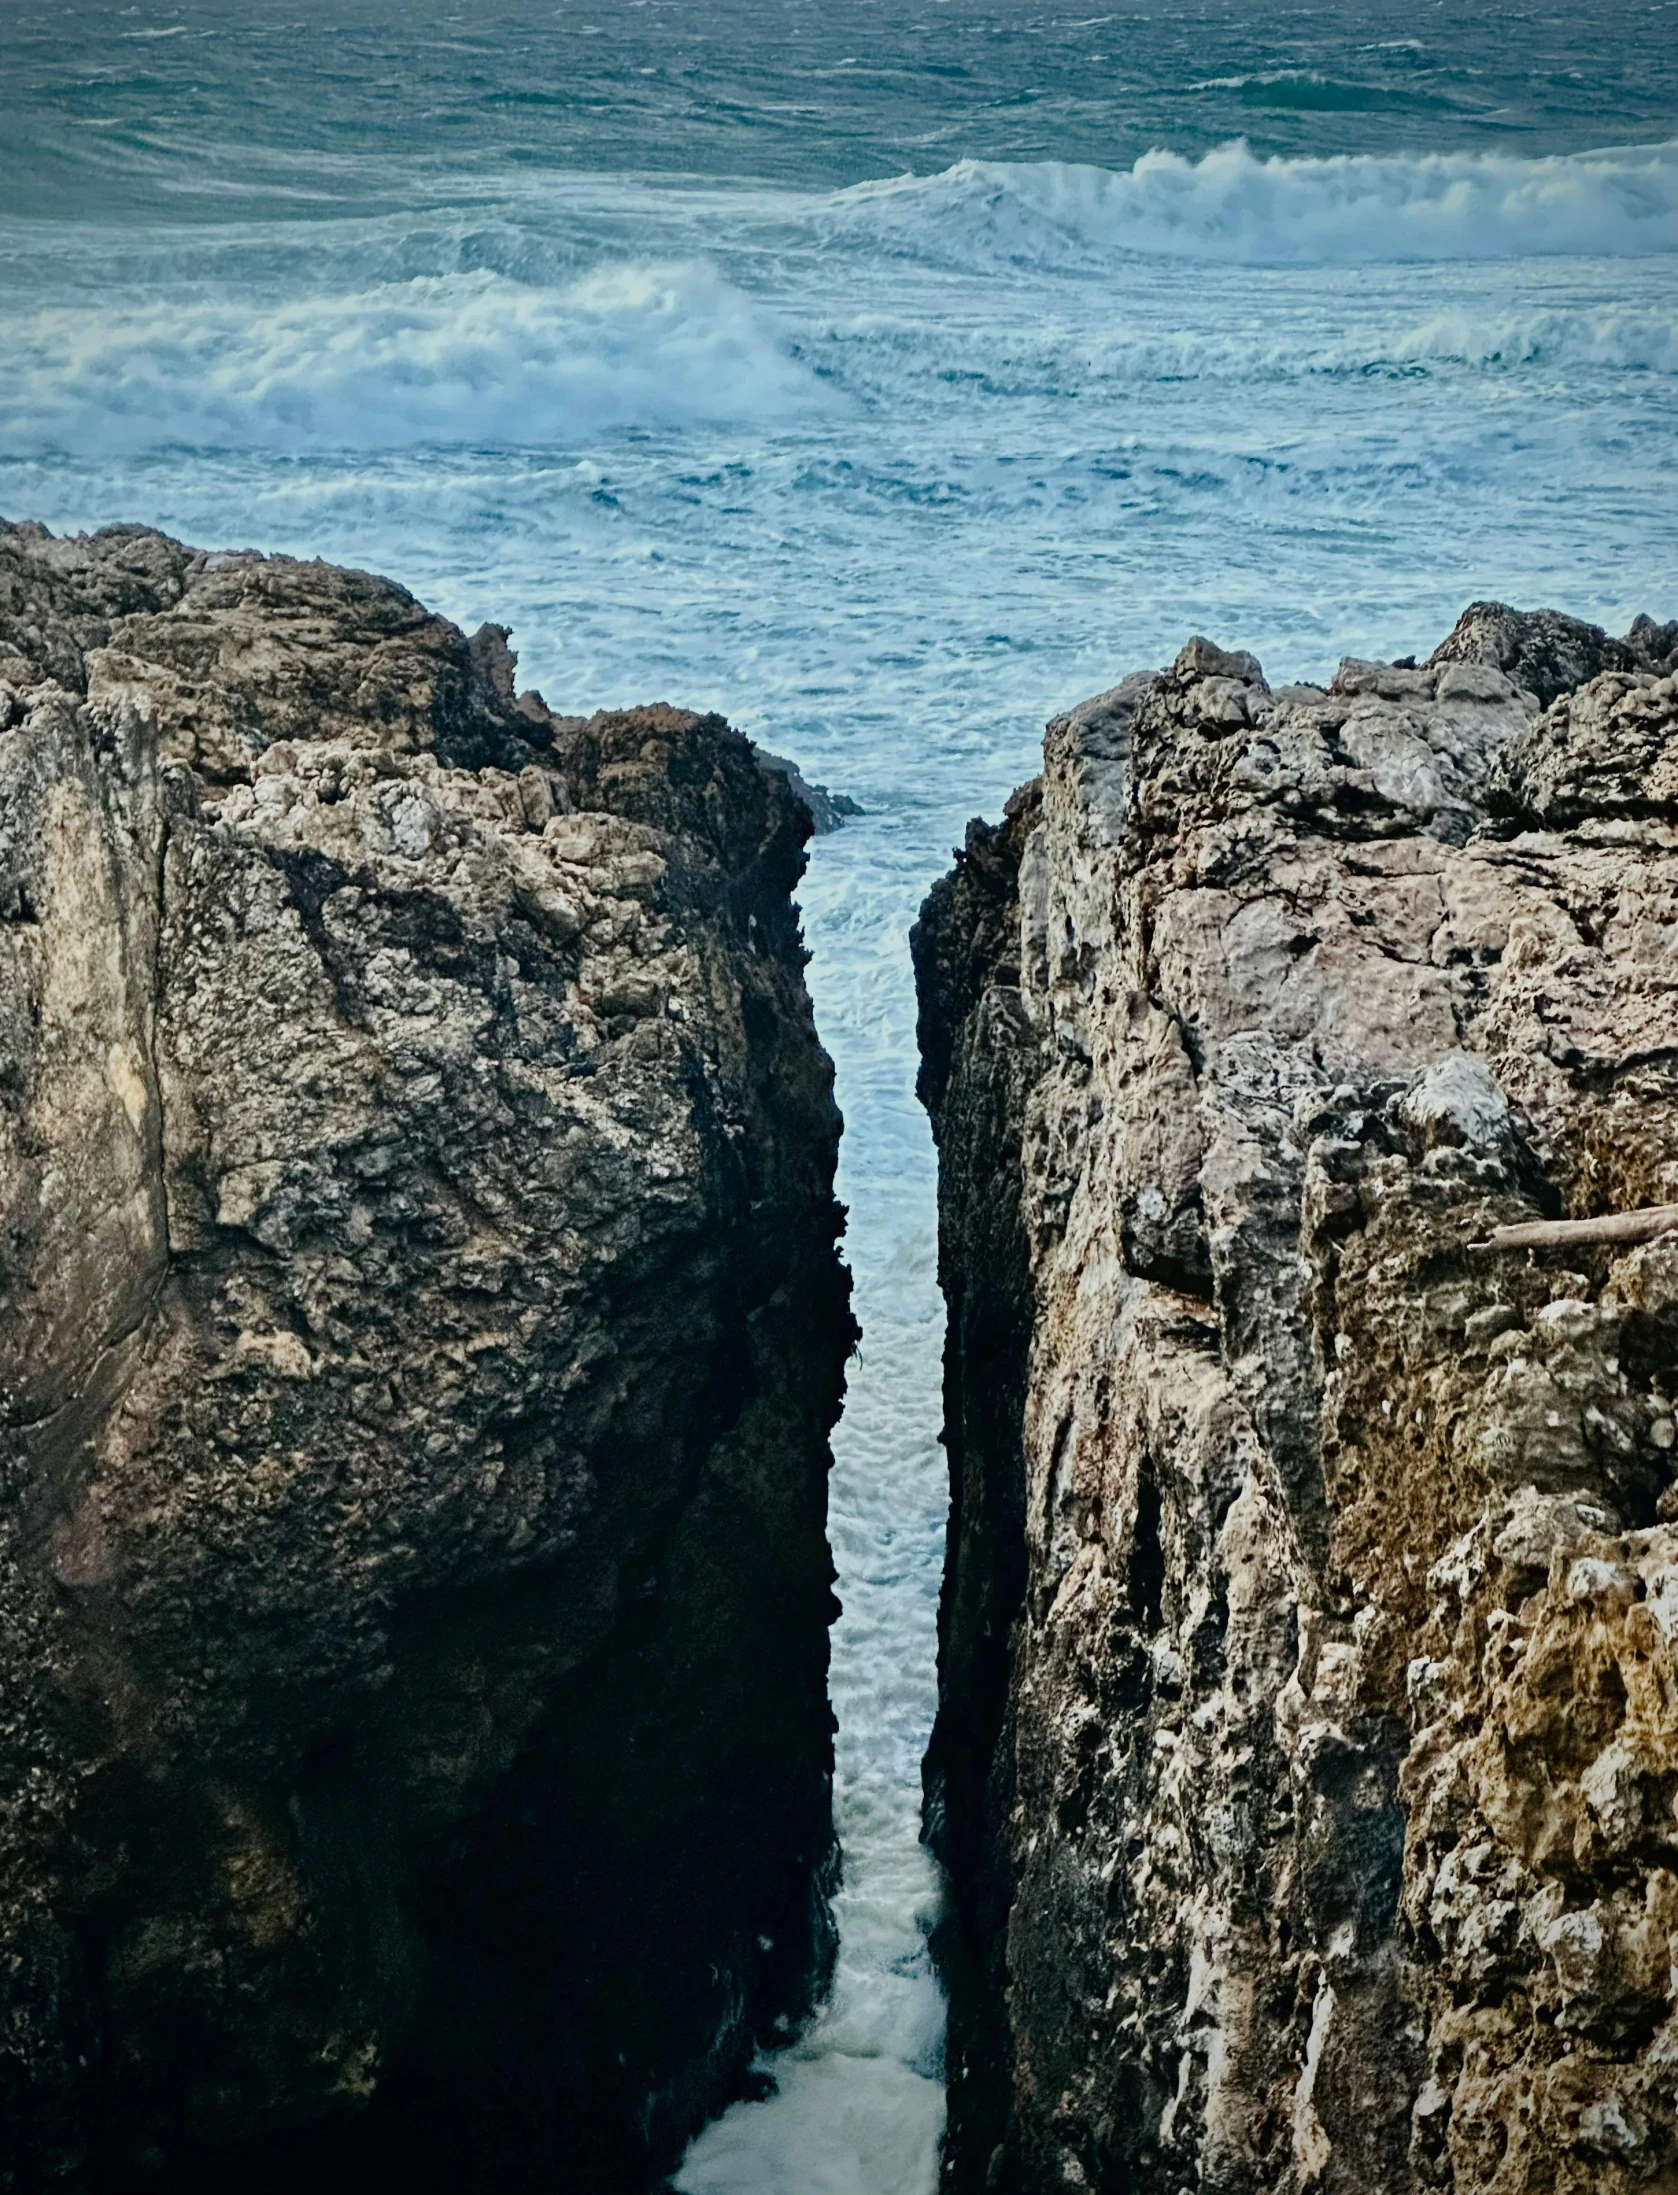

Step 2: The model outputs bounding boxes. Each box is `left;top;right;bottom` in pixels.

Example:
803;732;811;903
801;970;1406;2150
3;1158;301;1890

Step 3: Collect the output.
827;140;1678;271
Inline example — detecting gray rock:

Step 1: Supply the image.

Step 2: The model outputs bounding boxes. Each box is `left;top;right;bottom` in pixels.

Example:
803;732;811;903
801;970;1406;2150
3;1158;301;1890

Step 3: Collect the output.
918;607;1678;2195
1427;598;1678;710
1398;1052;1513;1155
1490;663;1678;826
0;522;850;2188
754;746;861;834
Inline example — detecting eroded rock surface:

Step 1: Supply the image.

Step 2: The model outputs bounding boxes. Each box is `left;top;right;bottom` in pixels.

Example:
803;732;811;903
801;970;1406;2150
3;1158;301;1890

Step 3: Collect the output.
0;521;850;2190
1428;601;1678;713
916;611;1678;2193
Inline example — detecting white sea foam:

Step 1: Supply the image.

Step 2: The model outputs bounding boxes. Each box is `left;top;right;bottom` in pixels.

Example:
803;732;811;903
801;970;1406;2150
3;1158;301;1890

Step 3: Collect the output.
804;301;1678;399
676;823;952;2195
1391;304;1678;374
834;139;1678;268
0;263;824;454
1114;302;1678;382
7;142;1675;469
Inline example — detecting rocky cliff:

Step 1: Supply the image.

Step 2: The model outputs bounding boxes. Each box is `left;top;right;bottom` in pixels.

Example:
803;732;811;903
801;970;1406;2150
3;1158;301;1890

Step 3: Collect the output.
0;521;851;2191
916;603;1678;2194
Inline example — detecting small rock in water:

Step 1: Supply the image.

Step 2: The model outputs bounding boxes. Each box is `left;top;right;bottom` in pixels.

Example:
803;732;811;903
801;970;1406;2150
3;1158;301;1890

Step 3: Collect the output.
755;744;862;832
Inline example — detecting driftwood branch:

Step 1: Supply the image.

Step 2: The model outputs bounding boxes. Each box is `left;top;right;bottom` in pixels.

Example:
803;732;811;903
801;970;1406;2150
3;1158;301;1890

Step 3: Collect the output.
1470;1204;1678;1255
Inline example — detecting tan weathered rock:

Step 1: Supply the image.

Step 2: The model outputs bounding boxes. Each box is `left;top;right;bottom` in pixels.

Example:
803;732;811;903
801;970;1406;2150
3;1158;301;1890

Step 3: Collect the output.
1428;600;1678;712
0;522;850;2189
917;615;1678;2193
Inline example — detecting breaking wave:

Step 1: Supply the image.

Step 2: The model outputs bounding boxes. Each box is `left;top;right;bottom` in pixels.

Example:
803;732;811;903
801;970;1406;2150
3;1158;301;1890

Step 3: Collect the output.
1105;304;1678;384
834;138;1678;268
0;262;826;454
1390;304;1678;375
820;301;1678;403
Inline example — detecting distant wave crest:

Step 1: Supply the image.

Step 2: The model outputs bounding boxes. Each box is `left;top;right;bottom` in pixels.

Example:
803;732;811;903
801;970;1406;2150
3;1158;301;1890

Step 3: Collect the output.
834;139;1678;267
1390;304;1678;374
0;263;824;454
1081;304;1678;383
1186;71;1451;115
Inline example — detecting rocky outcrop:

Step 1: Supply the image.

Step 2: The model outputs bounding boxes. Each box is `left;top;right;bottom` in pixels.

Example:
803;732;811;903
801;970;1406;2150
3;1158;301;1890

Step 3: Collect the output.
916;609;1678;2194
0;522;851;2191
754;749;862;835
1427;601;1678;712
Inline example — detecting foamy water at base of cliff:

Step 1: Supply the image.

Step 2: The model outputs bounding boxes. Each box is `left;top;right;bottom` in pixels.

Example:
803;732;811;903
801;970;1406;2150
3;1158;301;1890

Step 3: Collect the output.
3;2;1676;2183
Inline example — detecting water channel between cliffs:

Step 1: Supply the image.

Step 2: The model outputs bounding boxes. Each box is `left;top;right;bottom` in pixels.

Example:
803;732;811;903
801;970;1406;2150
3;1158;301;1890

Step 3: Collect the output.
8;86;1673;2188
674;818;954;2195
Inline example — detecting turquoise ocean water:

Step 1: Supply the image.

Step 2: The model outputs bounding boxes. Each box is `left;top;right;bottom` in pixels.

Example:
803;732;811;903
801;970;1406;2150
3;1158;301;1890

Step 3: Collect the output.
3;5;1675;2185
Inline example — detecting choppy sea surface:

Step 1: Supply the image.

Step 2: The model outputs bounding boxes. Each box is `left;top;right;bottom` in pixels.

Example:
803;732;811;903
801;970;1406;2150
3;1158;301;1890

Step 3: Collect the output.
3;4;1675;2187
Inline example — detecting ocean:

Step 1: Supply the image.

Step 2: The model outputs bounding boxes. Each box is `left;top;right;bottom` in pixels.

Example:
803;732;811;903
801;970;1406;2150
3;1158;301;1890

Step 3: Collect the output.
3;3;1675;2187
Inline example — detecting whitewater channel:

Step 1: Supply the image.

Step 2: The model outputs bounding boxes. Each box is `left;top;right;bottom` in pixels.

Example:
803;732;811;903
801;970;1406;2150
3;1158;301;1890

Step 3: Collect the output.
674;821;951;2193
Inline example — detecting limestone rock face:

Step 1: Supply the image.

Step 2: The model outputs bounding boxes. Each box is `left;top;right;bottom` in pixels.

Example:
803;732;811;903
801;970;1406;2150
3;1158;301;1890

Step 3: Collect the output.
0;522;850;2190
916;618;1678;2194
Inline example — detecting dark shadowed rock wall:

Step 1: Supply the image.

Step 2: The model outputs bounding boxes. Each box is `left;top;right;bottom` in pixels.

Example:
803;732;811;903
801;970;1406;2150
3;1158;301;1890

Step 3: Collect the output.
917;604;1678;2195
0;521;851;2192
